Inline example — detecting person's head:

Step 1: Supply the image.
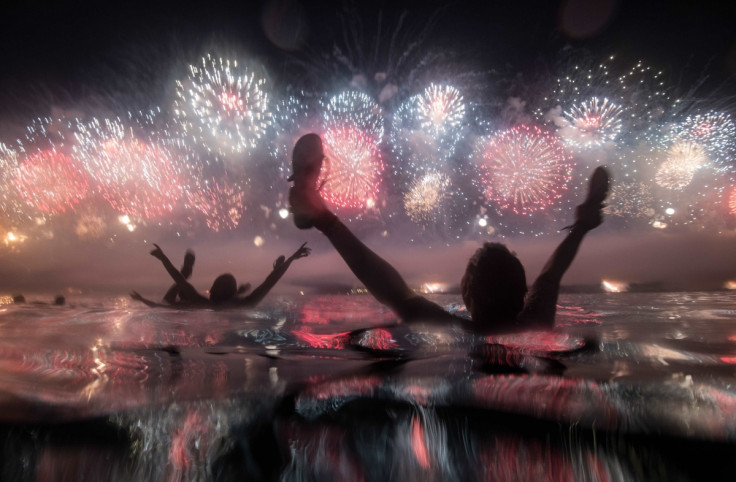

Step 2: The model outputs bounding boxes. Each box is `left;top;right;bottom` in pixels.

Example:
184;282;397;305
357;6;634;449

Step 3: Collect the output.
460;243;527;326
288;133;324;183
209;274;237;304
12;294;25;304
54;295;65;306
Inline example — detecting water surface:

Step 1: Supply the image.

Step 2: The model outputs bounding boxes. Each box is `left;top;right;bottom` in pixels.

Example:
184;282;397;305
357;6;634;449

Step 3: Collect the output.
1;292;735;481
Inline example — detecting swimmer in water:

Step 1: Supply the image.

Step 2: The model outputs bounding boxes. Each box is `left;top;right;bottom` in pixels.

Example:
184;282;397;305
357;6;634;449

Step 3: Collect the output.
130;242;310;308
288;133;608;333
160;250;251;305
12;294;65;305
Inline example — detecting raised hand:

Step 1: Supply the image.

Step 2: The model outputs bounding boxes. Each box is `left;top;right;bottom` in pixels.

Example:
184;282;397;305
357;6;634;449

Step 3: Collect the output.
291;242;311;260
150;243;166;260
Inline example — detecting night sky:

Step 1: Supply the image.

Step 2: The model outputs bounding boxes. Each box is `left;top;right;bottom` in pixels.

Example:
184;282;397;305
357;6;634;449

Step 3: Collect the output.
1;0;736;295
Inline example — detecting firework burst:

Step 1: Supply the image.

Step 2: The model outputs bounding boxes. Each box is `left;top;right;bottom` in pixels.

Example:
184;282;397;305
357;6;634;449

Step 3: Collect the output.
0;142;27;222
391;84;466;175
320;127;384;210
323;91;384;142
185;179;246;232
415;84;465;137
540;56;676;143
14;149;90;215
74;118;188;220
604;181;655;219
729;186;736;216
668;112;736;171
654;141;707;190
404;171;451;223
270;95;318;181
561;97;623;148
173;54;271;156
475;125;573;215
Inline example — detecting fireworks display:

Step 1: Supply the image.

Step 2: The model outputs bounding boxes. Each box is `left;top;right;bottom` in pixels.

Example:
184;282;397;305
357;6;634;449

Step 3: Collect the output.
0;48;735;247
14;149;89;215
320;127;384;210
561;97;623;148
323;91;384;142
668;112;736;172
173;54;271;156
415;84;465;137
404;172;451;223
391;84;467;177
75;118;189;220
604;181;655;219
654;141;708;190
185;179;246;232
0;142;25;222
475;125;573;215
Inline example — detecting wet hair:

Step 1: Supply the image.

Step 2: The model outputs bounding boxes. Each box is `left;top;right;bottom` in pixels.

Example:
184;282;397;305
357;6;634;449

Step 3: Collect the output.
54;295;65;306
209;274;237;304
12;294;25;304
460;242;527;326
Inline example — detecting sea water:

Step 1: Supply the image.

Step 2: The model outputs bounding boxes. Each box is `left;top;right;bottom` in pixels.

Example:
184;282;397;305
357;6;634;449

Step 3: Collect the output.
0;291;735;481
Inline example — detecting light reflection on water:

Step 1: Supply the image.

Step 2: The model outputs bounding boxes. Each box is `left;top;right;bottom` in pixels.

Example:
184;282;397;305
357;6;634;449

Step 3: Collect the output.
0;291;735;480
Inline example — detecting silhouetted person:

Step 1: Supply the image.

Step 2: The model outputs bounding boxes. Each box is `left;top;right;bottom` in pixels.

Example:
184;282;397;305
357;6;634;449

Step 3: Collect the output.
288;133;609;333
130;242;310;308
158;250;253;305
12;294;65;305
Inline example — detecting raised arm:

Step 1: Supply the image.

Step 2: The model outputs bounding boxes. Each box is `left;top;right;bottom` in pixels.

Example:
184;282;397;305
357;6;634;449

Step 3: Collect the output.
521;167;609;324
290;187;453;323
238;243;311;307
149;244;208;303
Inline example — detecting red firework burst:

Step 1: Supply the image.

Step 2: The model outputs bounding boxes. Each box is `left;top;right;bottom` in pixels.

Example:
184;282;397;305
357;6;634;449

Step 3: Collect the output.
477;125;573;215
729;186;736;216
14;149;89;215
320;127;384;210
92;139;185;220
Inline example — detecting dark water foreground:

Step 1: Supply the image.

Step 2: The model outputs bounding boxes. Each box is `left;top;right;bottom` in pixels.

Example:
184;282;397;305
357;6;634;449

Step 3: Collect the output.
1;292;735;481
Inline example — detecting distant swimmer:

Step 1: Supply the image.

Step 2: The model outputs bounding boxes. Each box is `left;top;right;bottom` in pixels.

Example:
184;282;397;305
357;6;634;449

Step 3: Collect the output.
288;133;609;333
130;242;310;308
158;250;253;305
12;294;65;306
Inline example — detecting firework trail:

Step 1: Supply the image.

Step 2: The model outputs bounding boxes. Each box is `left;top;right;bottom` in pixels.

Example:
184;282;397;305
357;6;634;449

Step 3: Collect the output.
474;125;573;215
173;54;271;157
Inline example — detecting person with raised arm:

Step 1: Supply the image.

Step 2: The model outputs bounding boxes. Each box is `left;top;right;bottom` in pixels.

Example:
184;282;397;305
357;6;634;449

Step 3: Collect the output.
130;242;311;308
287;133;608;333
